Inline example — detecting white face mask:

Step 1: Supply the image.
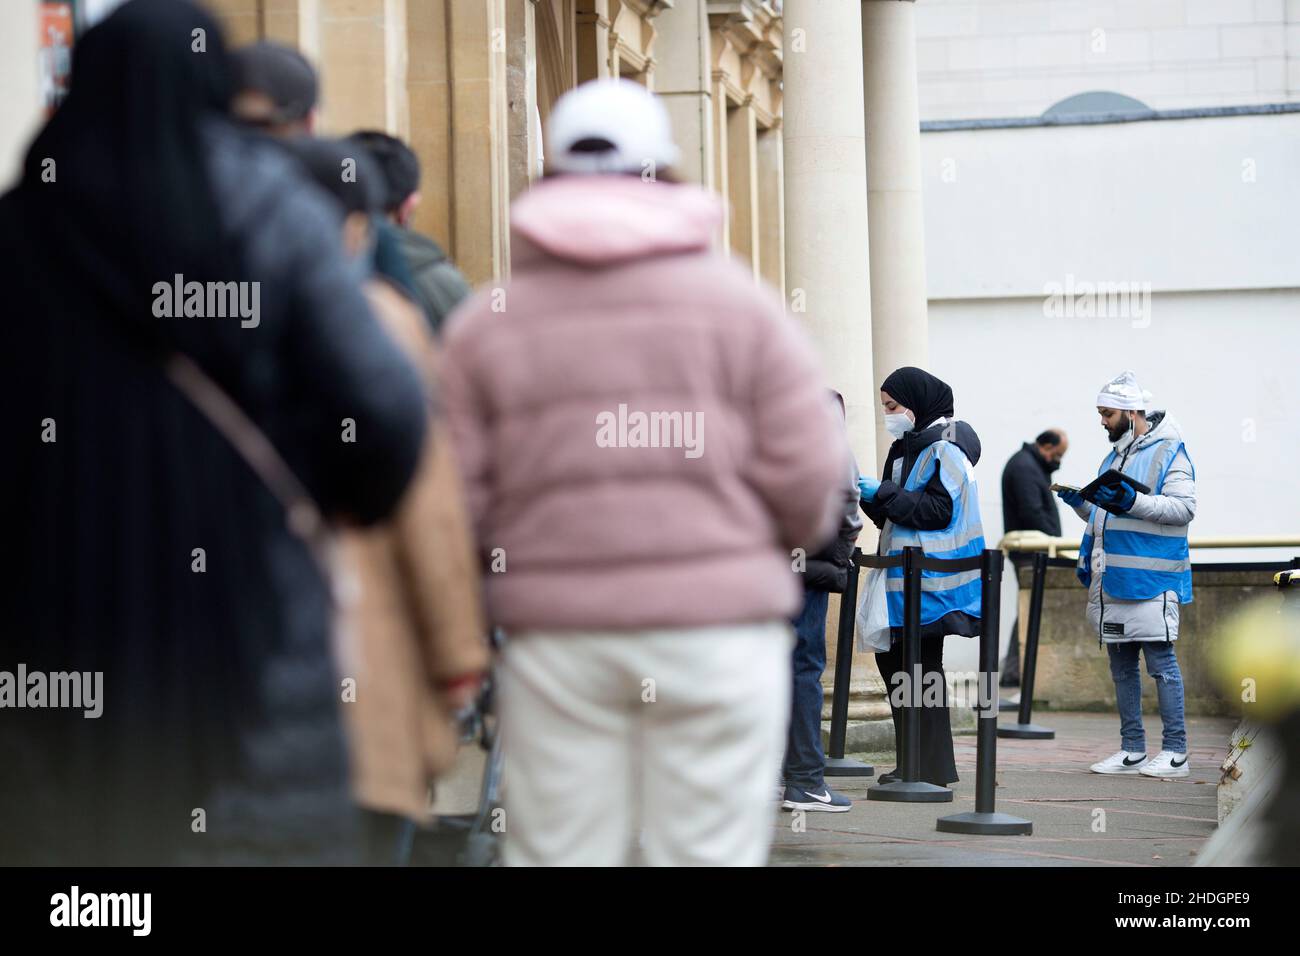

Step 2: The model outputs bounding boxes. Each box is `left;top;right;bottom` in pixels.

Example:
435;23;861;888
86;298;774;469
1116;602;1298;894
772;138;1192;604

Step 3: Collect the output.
884;412;914;440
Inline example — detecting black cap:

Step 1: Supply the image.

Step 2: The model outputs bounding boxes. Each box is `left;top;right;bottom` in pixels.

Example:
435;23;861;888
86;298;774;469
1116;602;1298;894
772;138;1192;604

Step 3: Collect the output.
231;41;318;124
345;130;421;213
278;136;384;216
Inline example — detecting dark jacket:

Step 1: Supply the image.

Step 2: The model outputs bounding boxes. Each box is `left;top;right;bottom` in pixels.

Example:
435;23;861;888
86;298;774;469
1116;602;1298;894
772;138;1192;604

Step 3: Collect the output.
863;419;983;639
863;420;982;534
1001;442;1061;537
373;221;421;304
395;227;472;334
0;122;427;865
803;454;863;593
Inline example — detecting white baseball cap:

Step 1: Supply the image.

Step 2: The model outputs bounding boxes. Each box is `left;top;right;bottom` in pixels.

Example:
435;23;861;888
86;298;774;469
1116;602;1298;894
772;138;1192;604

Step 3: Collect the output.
546;79;681;177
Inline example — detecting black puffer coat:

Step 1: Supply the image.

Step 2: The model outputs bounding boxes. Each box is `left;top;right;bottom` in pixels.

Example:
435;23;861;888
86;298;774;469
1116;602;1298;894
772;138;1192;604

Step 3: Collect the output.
802;454;863;593
0;69;426;867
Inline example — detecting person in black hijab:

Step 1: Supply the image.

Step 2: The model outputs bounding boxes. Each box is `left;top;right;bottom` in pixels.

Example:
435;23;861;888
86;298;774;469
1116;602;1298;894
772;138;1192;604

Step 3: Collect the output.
859;367;986;787
881;366;955;427
0;0;427;865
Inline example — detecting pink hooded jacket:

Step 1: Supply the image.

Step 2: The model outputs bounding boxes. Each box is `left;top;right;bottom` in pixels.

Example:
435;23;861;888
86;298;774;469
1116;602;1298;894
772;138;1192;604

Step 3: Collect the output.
440;175;847;632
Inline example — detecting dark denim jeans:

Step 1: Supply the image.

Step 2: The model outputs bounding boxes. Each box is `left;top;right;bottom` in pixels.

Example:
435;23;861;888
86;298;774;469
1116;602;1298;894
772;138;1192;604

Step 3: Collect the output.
782;589;830;790
361;808;415;866
1106;641;1187;754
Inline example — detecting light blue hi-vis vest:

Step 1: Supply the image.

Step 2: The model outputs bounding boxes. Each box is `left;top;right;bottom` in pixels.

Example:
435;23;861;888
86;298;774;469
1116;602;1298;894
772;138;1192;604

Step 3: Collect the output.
1076;437;1194;603
880;440;985;628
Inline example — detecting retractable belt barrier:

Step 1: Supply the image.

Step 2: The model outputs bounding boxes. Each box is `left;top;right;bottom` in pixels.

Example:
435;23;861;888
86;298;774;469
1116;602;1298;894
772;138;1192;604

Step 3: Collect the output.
823;548;881;778
825;547;1032;830
936;548;1033;834
998;551;1066;741
865;548;977;804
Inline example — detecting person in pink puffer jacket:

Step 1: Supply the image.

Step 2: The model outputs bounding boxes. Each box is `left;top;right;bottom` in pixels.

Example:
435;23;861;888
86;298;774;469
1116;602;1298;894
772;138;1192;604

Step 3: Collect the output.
440;79;848;866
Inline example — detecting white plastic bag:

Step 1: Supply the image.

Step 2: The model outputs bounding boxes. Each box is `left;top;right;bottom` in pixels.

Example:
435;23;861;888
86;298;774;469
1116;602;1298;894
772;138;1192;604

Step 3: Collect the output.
855;565;892;653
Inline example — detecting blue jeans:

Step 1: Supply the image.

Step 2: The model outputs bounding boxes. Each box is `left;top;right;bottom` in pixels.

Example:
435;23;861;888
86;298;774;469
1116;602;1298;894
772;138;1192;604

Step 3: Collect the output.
783;589;830;790
1107;641;1187;754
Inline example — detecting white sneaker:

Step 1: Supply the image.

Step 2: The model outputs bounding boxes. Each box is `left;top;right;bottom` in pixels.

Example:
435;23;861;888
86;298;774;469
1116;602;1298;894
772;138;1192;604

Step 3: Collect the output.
1090;750;1149;774
1139;751;1189;778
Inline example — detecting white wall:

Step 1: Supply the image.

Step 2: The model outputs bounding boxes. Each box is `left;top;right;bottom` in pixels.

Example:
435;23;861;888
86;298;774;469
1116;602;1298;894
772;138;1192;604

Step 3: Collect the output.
930;286;1300;675
922;111;1300;298
921;112;1300;564
915;0;1300;121
929;289;1300;564
919;108;1300;671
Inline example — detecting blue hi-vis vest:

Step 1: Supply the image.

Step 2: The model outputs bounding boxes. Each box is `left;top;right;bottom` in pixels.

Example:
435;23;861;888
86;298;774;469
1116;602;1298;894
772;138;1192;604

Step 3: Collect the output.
880;440;985;628
1076;436;1194;603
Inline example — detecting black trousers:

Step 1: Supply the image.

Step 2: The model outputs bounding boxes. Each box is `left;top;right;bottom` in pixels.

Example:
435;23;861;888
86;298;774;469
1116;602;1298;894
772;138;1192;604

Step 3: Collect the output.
875;636;958;786
1000;554;1033;686
1000;614;1021;686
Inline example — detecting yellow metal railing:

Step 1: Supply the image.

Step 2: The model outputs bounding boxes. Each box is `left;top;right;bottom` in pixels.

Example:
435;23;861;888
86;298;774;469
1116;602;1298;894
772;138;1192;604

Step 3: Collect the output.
998;530;1300;561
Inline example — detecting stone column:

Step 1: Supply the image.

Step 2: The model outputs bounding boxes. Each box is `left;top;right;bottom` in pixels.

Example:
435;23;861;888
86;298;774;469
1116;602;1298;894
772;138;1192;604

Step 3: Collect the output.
317;0;409;139
726;100;759;272
710;72;731;251
653;0;714;188
0;0;40;190
862;0;929;468
784;0;882;710
780;0;875;473
575;0;612;81
448;0;511;283
405;0;453;250
755;125;785;297
204;0;261;46
506;0;540;199
262;0;321;58
405;0;510;285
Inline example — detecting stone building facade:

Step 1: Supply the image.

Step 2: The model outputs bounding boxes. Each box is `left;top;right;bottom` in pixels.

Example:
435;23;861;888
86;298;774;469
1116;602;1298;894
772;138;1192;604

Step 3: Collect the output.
3;0;943;492
204;0;788;295
2;0;944;708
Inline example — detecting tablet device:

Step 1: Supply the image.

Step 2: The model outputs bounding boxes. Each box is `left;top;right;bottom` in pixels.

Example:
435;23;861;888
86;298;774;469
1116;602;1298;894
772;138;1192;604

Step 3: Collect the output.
1054;469;1151;501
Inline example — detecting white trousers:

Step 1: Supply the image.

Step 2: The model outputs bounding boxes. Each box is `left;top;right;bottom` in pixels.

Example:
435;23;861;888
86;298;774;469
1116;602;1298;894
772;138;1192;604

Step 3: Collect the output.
497;622;792;866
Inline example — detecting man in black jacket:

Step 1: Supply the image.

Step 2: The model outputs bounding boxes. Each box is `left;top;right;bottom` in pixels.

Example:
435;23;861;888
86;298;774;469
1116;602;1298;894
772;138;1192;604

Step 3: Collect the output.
781;393;862;814
345;131;472;335
999;429;1068;685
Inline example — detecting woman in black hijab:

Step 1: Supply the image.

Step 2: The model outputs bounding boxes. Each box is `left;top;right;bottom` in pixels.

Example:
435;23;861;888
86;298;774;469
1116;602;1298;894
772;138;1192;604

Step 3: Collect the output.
0;0;427;864
860;367;986;787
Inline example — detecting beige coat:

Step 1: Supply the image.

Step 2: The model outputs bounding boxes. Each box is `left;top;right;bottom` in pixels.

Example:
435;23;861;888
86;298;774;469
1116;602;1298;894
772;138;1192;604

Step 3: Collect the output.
341;281;490;822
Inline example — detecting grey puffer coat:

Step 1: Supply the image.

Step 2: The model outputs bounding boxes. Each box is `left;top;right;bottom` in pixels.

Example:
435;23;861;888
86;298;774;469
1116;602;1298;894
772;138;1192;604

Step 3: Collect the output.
1071;412;1196;644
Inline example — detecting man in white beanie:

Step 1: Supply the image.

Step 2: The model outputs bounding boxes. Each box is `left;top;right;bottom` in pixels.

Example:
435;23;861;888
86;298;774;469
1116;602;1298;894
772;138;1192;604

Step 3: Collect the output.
1056;371;1195;778
439;79;846;864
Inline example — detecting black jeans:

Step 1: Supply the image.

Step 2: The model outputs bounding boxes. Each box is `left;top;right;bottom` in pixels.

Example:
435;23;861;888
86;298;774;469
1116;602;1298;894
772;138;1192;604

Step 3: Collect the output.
875;635;958;786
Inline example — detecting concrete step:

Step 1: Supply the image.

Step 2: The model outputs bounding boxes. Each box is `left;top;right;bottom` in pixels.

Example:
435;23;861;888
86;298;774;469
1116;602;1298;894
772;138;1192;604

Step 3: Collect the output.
820;707;977;753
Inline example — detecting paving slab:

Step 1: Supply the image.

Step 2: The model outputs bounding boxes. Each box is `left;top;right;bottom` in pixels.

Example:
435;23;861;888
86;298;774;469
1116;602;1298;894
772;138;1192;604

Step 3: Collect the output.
771;711;1234;867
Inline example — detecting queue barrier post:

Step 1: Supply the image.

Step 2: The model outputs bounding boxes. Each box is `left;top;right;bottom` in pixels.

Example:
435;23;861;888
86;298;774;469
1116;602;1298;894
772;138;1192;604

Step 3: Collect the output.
868;546;955;803
937;550;1034;835
825;547;874;777
998;551;1056;740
